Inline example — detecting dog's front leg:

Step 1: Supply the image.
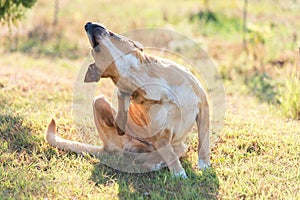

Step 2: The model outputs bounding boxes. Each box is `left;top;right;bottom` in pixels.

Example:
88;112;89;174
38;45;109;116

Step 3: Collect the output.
115;89;130;135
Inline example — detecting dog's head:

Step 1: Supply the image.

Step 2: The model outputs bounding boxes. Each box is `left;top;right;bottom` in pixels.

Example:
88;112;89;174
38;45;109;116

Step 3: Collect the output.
84;22;143;83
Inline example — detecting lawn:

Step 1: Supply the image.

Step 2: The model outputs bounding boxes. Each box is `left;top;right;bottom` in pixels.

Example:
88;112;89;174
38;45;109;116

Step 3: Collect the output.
0;0;299;199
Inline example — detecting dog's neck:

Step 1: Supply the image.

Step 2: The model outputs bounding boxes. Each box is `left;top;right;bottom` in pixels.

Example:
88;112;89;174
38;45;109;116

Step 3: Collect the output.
100;37;153;89
101;37;159;96
107;50;147;93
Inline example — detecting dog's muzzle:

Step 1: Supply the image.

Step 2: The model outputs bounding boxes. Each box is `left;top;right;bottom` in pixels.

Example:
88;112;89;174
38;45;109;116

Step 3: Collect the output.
85;22;107;48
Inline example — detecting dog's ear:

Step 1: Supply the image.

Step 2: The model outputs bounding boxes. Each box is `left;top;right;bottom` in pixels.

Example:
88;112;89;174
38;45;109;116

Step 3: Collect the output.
129;39;144;52
84;63;101;83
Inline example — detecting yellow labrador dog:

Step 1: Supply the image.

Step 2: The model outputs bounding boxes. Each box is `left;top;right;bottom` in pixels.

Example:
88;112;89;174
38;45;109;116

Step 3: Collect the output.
46;22;210;178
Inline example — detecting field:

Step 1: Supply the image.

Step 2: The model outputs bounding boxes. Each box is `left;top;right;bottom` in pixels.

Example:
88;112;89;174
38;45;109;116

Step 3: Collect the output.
0;0;299;199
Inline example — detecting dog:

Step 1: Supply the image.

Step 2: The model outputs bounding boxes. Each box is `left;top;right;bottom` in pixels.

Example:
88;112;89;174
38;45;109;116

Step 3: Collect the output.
45;22;210;179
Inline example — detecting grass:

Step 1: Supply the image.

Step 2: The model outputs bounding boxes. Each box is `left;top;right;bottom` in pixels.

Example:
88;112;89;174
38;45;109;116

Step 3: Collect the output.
1;58;299;199
0;0;300;199
245;73;278;103
215;91;299;198
278;67;300;119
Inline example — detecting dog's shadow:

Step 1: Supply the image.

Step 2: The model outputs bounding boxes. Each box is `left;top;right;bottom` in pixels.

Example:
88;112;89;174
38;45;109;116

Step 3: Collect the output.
90;158;220;199
0;114;39;153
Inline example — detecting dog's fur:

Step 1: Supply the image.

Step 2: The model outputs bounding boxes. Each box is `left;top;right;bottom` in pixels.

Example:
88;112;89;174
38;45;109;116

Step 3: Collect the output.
45;22;210;178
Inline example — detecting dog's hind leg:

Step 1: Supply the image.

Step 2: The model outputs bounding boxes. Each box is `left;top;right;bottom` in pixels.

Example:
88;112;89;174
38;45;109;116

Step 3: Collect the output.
153;130;187;179
196;95;210;170
93;95;116;137
93;95;126;152
173;143;188;158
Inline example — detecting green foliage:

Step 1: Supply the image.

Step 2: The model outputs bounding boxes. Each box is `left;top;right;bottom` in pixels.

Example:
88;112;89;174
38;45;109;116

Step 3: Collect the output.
194;10;218;23
190;10;242;36
246;23;272;45
246;70;300;120
246;73;278;103
2;23;80;58
277;69;300;120
0;0;37;26
18;33;79;59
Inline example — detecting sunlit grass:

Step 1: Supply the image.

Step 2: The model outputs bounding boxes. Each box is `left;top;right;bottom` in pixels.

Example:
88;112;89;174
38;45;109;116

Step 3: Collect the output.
278;67;300;119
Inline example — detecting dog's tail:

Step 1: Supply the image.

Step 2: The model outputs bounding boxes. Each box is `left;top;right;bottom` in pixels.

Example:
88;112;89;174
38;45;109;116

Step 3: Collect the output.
45;118;104;155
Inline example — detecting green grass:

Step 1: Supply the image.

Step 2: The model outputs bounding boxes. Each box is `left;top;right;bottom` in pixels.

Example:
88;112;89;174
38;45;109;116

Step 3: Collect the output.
190;9;242;38
1;57;299;199
0;0;300;199
214;91;300;198
278;68;300;120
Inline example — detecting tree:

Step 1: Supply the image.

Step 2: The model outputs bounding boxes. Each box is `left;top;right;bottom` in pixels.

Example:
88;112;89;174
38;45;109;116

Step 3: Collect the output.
243;0;248;52
0;0;37;27
53;0;59;26
203;0;210;11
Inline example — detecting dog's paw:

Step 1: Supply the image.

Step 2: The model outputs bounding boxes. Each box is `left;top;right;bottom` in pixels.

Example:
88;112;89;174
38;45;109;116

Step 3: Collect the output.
114;118;125;135
154;161;165;171
198;159;211;170
116;125;125;135
115;114;126;135
173;169;188;179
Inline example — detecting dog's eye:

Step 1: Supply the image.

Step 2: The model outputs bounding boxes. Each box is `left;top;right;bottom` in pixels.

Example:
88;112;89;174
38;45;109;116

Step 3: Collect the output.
109;31;114;36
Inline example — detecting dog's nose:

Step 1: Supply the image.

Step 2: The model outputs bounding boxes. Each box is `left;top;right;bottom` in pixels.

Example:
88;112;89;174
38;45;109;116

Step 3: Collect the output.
85;22;92;31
